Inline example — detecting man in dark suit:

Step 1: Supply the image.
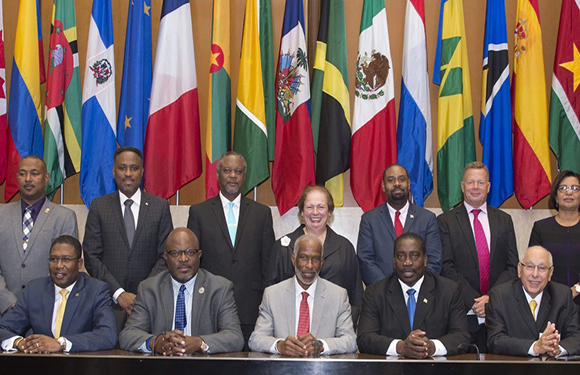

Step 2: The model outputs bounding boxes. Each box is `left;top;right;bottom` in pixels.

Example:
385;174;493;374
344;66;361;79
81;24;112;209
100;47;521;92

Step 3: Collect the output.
83;147;173;330
187;151;274;348
487;246;580;356
0;156;77;316
438;162;518;352
357;233;469;357
119;228;244;355
357;164;442;286
0;236;116;353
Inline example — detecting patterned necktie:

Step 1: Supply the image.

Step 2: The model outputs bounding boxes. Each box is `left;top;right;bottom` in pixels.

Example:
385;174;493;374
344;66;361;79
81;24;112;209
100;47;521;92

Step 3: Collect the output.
407;289;416;329
227;202;237;246
124;199;135;247
297;291;310;336
529;300;538;321
22;206;34;252
175;285;187;332
54;289;69;338
472;209;490;294
394;211;403;237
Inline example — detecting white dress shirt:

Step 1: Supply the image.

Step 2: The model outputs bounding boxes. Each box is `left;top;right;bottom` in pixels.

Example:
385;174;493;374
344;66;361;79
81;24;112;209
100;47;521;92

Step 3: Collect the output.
387;201;410;229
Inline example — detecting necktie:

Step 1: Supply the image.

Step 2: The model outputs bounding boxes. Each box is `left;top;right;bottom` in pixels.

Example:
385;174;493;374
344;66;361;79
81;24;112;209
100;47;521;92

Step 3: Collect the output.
529;300;538;321
175;285;187;332
22;206;34;252
297;291;310;336
54;289;69;338
407;289;416;329
124;199;135;247
472;209;490;295
394;211;403;237
227;202;237;246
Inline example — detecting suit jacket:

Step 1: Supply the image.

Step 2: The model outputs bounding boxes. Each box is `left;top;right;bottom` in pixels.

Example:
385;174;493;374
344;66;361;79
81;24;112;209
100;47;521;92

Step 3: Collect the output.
357;271;469;355
119;269;244;354
438;204;518;331
0;200;77;312
248;277;357;355
0;273;117;352
487;279;580;356
187;195;275;326
83;190;173;296
357;202;442;286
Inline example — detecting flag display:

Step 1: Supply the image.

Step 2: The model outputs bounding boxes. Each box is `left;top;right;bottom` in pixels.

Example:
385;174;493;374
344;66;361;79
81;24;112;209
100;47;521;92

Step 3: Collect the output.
44;0;83;197
311;0;351;207
144;0;201;199
433;0;475;212
205;0;231;199
512;0;551;208
397;0;433;207
549;0;580;174
480;0;513;207
272;0;315;215
233;0;275;193
80;0;116;208
117;0;152;152
0;1;6;184
5;0;45;201
351;0;397;212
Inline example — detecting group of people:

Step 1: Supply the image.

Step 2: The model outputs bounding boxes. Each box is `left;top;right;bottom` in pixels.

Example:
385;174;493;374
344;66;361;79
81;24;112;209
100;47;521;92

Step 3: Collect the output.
0;148;579;359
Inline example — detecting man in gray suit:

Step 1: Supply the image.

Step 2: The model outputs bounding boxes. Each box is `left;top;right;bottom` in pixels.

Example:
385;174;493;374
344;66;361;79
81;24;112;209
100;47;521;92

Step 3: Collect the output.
0;156;77;315
83;147;173;328
119;228;244;355
249;234;357;356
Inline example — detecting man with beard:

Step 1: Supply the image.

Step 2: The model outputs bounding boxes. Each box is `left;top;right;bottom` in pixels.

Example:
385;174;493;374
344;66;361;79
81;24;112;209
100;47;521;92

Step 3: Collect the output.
249;234;357;356
357;233;469;357
357;164;442;286
119;228;243;355
83;147;173;331
187;151;275;348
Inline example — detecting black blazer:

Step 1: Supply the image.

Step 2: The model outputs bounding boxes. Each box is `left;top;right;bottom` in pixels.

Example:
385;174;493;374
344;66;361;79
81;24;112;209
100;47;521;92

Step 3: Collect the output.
187;195;275;326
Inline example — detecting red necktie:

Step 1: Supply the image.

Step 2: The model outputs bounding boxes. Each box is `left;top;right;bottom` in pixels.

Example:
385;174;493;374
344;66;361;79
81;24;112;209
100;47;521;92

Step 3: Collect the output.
395;211;403;237
472;209;490;294
297;291;310;336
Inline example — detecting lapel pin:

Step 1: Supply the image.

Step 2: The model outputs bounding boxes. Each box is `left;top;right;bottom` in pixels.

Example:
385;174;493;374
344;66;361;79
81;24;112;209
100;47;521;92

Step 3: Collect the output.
75;293;80;297
410;214;415;219
145;202;149;206
45;208;50;213
198;287;205;294
423;298;428;304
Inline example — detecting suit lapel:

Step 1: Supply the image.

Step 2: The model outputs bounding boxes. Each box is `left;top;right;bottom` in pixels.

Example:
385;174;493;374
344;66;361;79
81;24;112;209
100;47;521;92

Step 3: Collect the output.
310;280;326;337
10;203;24;261
536;287;551;331
387;277;411;335
61;273;85;336
413;274;435;330
111;192;131;250
321;227;338;258
235;197;251;251
514;281;538;336
161;274;175;330
285;280;296;336
43;279;56;335
132;191;149;253
24;200;52;261
487;207;500;265
379;205;396;242
456;206;479;266
210;196;233;250
190;271;206;335
403;204;417;233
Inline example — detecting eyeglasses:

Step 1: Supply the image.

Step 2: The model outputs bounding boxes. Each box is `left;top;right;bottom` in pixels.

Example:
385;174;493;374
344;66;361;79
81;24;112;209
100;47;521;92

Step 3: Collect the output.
519;262;552;274
558;185;580;193
165;249;200;258
48;256;80;264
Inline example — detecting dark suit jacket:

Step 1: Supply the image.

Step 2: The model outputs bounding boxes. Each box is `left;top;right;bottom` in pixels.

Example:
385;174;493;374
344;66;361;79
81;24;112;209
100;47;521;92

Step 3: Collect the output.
486;279;580;356
187;195;274;326
357;202;442;286
119;269;244;354
0;273;117;352
438;204;518;331
83;190;173;296
357;271;469;355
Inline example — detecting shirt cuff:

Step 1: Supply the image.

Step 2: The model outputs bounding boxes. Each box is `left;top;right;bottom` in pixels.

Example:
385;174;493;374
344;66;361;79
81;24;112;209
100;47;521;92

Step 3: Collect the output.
1;336;21;352
556;346;568;357
319;339;330;355
139;339;153;353
113;288;125;304
62;337;72;352
387;339;401;356
270;339;283;354
528;341;539;356
431;339;447;356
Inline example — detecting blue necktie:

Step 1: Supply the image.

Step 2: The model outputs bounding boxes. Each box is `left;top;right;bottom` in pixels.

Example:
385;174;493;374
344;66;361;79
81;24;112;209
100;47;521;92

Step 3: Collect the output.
227;202;237;246
407;289;416;329
175;285;187;332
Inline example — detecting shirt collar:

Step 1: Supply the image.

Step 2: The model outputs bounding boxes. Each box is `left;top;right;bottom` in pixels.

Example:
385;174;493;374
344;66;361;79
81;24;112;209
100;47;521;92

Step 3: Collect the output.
464;201;488;215
171;273;198;295
54;280;77;296
387;200;410;218
522;286;543;305
219;191;241;208
398;275;425;296
21;197;46;216
294;275;318;299
119;188;142;207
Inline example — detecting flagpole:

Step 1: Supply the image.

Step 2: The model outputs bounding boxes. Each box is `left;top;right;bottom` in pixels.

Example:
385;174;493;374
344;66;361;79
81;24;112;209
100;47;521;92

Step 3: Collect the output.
60;184;63;204
253;186;257;201
176;190;180;205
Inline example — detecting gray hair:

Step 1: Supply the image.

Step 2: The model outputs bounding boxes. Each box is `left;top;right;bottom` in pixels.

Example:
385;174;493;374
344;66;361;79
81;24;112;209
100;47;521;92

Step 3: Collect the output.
520;246;553;267
293;233;324;257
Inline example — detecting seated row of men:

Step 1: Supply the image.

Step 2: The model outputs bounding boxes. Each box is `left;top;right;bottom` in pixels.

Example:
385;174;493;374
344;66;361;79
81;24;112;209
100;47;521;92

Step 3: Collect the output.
0;229;578;357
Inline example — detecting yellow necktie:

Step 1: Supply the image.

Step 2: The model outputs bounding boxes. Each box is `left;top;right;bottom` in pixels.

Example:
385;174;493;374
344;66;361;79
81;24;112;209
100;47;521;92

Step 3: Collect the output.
54;289;69;338
529;300;538;321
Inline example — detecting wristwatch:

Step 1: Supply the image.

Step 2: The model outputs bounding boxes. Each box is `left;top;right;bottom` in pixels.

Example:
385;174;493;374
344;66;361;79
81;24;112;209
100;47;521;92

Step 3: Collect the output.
199;339;209;354
57;337;67;352
574;284;580;294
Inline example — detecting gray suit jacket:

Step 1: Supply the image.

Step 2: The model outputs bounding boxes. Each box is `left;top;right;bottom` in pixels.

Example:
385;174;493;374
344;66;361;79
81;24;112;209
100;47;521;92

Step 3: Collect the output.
249;277;357;355
0;200;78;312
83;190;173;296
119;269;244;354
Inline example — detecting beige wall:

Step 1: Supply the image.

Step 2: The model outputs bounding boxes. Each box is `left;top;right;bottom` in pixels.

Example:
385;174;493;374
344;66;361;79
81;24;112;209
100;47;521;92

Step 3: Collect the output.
0;0;563;210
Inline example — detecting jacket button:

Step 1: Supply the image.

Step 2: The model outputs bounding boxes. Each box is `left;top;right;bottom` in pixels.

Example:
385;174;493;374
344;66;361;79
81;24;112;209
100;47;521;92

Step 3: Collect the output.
21;264;25;268
22;285;25;289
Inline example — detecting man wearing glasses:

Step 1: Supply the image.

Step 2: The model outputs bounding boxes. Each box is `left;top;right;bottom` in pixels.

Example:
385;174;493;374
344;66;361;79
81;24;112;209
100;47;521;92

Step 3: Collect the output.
0;236;116;353
487;246;580;356
119;228;243;355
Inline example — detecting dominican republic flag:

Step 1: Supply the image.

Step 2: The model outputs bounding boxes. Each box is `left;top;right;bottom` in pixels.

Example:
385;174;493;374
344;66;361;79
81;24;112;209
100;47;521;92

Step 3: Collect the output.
144;0;201;199
80;0;117;207
397;0;433;207
272;0;315;216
